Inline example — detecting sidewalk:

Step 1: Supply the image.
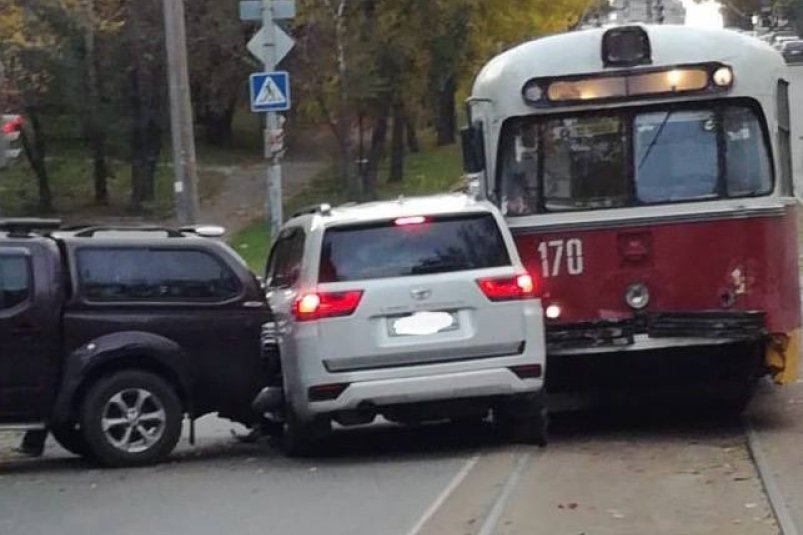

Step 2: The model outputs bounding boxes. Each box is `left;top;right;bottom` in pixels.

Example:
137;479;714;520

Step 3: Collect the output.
747;378;803;530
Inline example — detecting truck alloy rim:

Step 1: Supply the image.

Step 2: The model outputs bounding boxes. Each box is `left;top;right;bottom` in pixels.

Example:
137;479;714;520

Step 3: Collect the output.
101;388;166;453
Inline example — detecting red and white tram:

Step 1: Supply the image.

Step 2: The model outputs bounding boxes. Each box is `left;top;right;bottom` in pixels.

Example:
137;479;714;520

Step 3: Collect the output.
463;25;801;403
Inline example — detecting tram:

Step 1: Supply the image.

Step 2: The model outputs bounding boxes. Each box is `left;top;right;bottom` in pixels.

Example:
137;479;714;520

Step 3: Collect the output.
462;25;801;404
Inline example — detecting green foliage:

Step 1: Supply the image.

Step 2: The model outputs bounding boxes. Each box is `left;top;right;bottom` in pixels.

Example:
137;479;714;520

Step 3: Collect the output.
230;142;462;271
0;152;227;216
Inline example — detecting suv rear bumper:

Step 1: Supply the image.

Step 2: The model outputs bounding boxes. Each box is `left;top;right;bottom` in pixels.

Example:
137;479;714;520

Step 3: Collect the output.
299;367;541;417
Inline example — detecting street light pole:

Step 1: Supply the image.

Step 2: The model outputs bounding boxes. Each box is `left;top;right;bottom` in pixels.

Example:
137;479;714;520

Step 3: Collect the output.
163;0;200;225
262;0;283;242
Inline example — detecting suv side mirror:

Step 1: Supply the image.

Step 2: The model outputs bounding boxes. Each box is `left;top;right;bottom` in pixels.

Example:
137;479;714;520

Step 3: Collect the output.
461;122;486;174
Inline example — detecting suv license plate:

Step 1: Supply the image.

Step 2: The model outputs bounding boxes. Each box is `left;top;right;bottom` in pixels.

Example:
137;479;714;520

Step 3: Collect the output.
389;311;458;337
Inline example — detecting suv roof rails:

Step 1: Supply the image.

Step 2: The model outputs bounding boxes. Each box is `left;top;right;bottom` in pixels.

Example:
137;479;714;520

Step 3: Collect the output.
0;218;63;236
178;225;226;238
72;225;184;238
291;203;332;219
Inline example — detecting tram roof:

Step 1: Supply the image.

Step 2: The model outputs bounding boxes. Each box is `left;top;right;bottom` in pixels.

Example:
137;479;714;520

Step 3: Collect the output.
471;25;786;112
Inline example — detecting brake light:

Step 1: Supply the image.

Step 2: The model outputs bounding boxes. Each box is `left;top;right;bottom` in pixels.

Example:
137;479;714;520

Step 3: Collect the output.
2;115;22;135
395;216;427;226
477;273;537;301
293;290;364;321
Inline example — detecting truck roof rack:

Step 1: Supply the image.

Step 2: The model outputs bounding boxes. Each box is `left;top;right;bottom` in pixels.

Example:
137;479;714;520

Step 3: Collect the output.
72;226;185;238
291;203;332;219
0;218;63;236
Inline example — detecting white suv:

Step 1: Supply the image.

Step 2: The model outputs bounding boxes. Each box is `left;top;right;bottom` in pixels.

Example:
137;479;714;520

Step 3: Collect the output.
260;194;546;455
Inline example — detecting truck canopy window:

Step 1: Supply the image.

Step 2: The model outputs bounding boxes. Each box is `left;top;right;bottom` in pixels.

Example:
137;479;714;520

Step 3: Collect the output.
78;248;241;302
0;255;30;310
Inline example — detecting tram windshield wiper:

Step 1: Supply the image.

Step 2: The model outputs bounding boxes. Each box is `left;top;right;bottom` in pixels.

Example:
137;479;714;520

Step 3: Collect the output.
637;111;674;171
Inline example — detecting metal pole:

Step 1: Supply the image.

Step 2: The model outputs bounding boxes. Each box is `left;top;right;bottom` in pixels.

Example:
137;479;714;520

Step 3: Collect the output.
262;0;283;242
163;0;200;225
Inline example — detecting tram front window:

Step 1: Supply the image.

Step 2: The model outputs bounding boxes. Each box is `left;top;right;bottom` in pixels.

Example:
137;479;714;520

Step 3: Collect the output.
542;116;628;211
497;103;773;215
635;110;719;203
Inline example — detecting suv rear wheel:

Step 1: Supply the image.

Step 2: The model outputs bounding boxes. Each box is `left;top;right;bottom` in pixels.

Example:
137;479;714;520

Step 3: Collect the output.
281;405;331;458
494;392;548;447
81;370;182;467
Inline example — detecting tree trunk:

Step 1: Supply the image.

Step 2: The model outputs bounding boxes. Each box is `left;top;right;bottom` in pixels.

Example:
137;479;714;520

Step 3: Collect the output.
362;100;391;200
20;108;52;213
405;114;420;154
389;103;405;183
333;0;360;200
127;0;165;209
199;98;236;146
81;0;110;205
436;76;457;146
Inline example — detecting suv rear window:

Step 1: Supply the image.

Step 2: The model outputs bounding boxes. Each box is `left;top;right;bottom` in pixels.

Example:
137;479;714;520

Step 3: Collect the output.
318;213;510;282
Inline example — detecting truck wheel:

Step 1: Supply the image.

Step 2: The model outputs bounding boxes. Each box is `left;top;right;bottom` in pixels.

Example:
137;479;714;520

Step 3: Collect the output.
281;405;330;458
80;370;182;467
50;422;89;457
495;392;549;447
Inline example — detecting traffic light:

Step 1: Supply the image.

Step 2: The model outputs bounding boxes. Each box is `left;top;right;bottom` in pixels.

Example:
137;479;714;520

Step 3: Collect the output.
0;114;23;169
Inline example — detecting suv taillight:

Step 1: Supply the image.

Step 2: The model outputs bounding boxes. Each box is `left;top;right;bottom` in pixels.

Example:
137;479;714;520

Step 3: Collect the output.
476;273;537;301
293;290;364;321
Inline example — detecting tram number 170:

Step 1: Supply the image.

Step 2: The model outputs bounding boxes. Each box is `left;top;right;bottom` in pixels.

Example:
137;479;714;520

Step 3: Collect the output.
537;239;584;278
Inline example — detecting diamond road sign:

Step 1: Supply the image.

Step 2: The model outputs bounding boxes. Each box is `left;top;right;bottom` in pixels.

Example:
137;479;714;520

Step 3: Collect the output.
247;24;295;65
250;71;291;112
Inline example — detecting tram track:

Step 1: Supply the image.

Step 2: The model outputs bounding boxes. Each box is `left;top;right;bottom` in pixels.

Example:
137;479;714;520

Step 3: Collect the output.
409;413;783;535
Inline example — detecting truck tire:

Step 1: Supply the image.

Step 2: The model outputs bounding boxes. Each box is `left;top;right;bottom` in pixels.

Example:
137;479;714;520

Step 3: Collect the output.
80;370;182;467
50;422;89;457
494;392;549;447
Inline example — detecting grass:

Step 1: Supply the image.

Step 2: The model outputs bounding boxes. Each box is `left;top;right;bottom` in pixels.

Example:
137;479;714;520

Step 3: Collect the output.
230;143;463;271
0;150;227;220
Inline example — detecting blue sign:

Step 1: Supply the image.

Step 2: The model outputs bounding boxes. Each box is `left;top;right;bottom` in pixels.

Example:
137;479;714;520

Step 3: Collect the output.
250;72;291;112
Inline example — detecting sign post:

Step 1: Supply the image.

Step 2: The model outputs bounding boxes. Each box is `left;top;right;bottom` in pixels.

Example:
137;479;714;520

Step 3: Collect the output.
262;1;284;242
242;0;294;241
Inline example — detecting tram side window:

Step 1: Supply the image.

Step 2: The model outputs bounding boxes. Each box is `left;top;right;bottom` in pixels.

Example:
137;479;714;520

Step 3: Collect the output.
725;107;773;197
498;122;540;216
542;115;628;211
635;110;718;203
777;80;794;196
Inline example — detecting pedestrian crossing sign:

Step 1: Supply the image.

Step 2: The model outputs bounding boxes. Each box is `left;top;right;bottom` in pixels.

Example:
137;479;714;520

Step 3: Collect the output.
250;71;291;112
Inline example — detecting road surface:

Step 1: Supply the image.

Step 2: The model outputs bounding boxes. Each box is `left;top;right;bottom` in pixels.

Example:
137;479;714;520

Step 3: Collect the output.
0;396;788;535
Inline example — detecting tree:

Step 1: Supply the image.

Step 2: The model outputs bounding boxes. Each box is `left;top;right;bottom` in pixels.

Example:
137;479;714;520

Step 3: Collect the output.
185;1;251;146
126;0;166;209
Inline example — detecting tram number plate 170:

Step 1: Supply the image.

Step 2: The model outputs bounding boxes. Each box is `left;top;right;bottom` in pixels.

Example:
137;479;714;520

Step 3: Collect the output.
537;239;584;278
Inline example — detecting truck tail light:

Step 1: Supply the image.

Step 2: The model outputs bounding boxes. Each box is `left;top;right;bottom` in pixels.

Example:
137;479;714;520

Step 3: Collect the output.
293;290;364;321
476;273;538;301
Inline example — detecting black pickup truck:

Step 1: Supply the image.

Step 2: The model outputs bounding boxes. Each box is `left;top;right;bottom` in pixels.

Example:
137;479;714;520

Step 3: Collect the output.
0;220;272;466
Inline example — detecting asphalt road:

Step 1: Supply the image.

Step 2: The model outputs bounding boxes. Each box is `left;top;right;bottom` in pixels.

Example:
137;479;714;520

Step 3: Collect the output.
0;416;474;535
0;399;785;535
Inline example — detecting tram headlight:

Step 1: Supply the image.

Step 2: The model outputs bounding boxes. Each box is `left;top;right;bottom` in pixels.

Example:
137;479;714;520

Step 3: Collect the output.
712;66;734;88
545;304;562;320
624;283;651;310
522;81;544;104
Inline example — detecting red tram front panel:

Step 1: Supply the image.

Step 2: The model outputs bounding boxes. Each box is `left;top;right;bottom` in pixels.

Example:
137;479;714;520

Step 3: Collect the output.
513;204;801;384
